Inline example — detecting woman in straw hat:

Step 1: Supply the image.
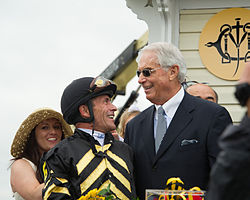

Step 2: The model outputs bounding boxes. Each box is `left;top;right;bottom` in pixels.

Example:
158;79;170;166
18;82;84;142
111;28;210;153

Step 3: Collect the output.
10;108;73;200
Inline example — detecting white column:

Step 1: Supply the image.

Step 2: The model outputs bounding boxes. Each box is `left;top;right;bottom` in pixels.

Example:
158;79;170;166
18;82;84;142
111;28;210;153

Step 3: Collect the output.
125;0;180;46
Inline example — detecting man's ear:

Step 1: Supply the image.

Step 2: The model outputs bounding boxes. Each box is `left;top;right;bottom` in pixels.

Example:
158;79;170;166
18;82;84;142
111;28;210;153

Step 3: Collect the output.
79;105;90;118
169;65;179;80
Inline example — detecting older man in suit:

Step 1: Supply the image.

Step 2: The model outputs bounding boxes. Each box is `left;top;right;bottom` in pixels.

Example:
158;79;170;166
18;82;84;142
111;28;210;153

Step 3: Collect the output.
124;42;232;200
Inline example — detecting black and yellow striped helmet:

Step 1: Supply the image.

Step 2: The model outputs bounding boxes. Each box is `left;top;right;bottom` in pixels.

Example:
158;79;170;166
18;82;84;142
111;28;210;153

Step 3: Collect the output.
166;177;185;191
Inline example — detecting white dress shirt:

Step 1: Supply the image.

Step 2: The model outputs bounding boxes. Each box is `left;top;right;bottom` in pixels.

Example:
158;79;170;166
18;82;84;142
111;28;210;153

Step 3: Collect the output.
154;87;185;139
78;128;105;146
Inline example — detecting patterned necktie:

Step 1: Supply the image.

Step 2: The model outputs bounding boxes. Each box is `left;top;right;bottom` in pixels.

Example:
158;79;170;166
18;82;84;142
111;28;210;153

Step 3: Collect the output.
155;106;167;152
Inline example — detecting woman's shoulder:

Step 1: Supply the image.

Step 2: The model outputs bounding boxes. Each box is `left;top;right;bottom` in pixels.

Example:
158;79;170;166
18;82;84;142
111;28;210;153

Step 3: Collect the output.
10;158;38;194
11;158;36;172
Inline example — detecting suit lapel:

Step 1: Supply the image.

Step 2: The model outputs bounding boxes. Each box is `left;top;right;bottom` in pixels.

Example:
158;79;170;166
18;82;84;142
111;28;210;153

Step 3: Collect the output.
153;93;195;163
140;106;156;161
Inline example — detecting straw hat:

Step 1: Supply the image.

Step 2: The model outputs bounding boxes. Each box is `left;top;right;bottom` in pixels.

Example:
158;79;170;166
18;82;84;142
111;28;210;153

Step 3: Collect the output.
11;108;73;158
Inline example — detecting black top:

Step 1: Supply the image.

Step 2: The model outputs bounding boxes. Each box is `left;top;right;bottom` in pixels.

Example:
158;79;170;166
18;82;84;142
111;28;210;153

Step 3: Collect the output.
207;115;250;200
41;128;136;200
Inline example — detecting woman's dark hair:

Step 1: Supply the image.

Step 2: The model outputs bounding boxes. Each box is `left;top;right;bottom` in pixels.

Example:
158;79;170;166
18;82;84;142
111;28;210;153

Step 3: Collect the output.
12;125;65;183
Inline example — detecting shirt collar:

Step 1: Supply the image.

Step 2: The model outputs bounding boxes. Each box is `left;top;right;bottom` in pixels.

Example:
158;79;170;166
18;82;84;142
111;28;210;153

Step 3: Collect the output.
155;86;184;119
78;128;105;146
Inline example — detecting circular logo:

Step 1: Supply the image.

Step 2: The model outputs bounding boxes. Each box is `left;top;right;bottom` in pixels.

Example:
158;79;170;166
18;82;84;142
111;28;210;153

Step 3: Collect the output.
199;8;250;80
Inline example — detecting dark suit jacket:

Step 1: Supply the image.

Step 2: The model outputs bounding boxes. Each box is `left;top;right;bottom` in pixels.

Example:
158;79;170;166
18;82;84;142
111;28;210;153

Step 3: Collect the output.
124;92;232;200
206;115;250;200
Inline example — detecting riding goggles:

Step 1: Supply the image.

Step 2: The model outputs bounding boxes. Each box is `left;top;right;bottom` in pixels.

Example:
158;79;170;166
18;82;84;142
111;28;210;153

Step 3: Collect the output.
89;76;115;93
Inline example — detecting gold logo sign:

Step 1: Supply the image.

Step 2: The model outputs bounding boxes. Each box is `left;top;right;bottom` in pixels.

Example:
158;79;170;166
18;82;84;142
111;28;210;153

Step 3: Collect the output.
199;8;250;80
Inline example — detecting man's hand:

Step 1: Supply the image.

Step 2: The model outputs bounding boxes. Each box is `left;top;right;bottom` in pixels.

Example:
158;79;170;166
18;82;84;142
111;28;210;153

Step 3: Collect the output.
111;130;120;141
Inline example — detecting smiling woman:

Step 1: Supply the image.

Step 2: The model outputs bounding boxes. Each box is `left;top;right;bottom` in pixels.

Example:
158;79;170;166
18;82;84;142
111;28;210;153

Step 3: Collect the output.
10;108;73;200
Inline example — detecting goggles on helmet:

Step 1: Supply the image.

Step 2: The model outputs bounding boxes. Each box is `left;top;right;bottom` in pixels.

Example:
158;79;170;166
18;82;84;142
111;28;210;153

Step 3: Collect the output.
89;76;115;94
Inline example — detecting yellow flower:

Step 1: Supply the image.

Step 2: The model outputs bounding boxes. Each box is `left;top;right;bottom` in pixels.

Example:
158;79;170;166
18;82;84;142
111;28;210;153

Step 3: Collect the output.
88;188;98;197
78;188;106;200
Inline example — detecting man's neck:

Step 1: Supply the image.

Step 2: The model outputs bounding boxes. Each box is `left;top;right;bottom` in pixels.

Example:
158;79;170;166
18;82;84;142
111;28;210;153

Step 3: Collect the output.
76;122;93;130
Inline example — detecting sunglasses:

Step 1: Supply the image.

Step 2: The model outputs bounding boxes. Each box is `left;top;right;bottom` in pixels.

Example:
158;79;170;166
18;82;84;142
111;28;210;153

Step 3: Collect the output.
89;76;114;93
136;67;162;77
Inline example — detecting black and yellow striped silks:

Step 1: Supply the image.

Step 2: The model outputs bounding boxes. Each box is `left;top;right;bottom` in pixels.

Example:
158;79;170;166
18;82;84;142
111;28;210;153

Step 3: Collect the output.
41;129;136;200
76;144;132;200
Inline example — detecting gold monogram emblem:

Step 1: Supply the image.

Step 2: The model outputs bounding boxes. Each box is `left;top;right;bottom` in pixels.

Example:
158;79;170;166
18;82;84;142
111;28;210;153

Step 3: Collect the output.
199;8;250;80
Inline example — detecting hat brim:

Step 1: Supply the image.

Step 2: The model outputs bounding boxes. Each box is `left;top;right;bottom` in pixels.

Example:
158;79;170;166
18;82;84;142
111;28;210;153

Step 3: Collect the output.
11;108;73;158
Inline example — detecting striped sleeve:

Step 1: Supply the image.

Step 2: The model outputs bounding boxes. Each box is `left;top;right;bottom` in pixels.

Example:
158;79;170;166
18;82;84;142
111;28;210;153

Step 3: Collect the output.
41;151;73;200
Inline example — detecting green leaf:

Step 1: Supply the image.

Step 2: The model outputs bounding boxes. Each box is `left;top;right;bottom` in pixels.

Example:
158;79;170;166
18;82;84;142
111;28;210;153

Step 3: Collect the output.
106;196;114;200
106;184;111;192
98;188;108;196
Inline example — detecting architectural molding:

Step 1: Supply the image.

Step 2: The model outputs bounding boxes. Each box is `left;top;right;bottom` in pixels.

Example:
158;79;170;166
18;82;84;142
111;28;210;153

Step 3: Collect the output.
125;0;250;46
156;0;179;45
126;0;179;45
